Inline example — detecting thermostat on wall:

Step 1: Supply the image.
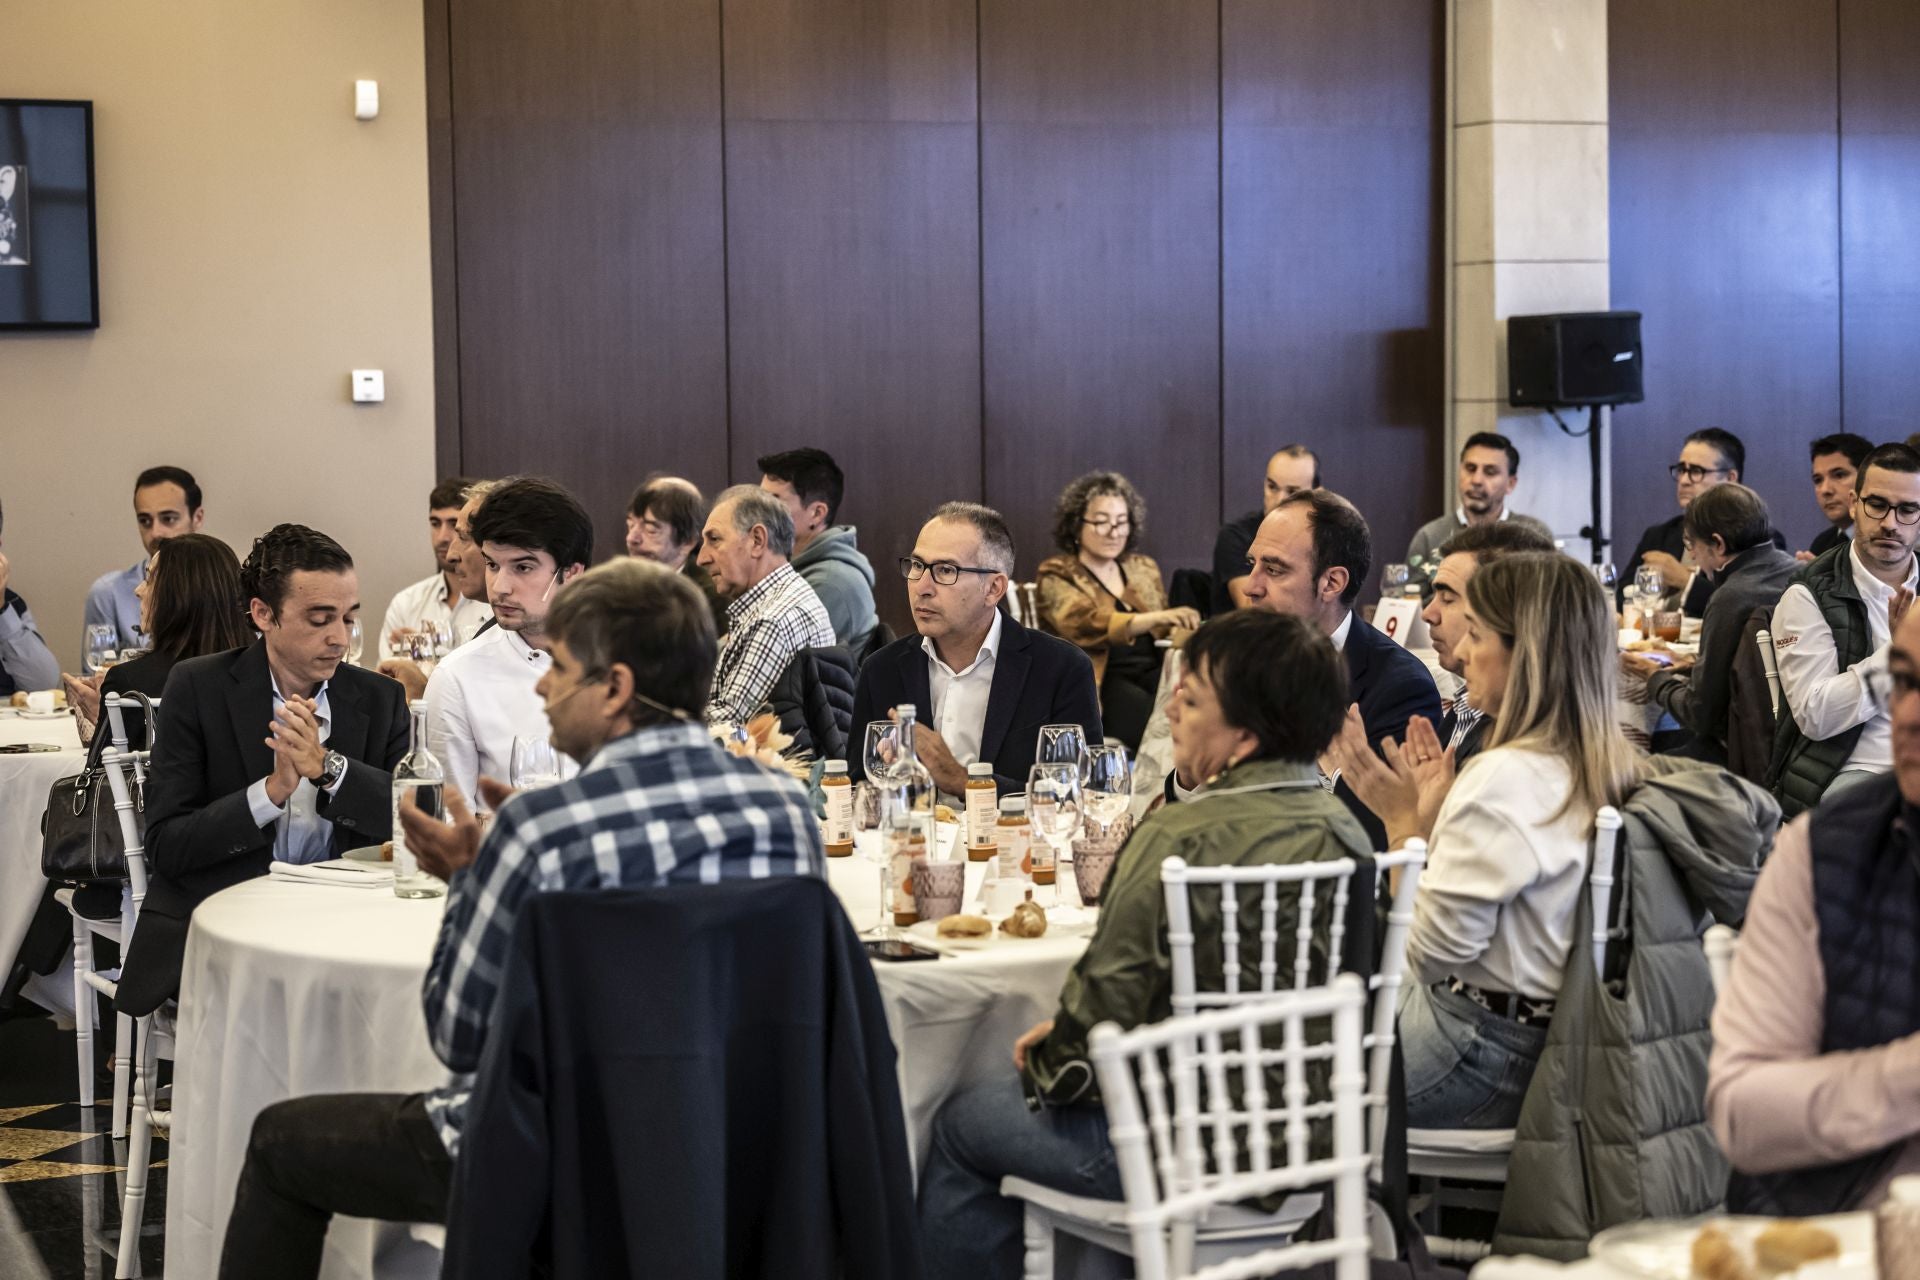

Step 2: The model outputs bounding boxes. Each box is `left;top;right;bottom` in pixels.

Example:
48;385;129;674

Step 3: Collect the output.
351;369;384;403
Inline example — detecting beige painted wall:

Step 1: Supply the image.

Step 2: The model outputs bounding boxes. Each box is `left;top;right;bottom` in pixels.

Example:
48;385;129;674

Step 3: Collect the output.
0;0;437;668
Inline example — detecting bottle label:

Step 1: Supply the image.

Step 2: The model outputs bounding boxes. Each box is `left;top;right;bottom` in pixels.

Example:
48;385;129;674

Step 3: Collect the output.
823;784;853;847
965;786;998;848
889;831;923;918
996;823;1029;880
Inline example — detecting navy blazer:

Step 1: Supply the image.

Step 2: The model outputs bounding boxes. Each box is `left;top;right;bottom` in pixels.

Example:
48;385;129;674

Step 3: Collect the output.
1337;614;1444;847
117;640;409;1015
850;611;1102;795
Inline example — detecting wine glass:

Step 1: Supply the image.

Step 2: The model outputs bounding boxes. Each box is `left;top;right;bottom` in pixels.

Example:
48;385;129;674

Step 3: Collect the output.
1027;763;1082;906
1080;744;1133;837
430;621;454;660
1592;562;1619;595
1381;563;1411;596
510;735;562;790
345;619;364;666
1634;563;1663;603
863;720;900;781
84;625;118;675
1035;723;1086;767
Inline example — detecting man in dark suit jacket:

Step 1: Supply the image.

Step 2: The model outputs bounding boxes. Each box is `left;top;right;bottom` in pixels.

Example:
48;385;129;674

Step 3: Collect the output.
118;525;409;1017
851;502;1100;797
1180;491;1440;847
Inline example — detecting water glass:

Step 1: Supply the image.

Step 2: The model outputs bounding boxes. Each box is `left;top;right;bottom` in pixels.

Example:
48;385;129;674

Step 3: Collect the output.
345;619;364;666
1071;844;1119;908
1035;723;1086;767
863;720;899;780
510;735;563;789
1592;562;1619;594
1027;762;1082;905
84;625;117;675
1079;744;1132;835
911;860;966;923
1634;564;1664;602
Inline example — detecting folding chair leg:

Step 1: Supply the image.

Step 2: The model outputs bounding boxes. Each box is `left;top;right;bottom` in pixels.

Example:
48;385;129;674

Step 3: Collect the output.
116;1096;149;1279
111;1012;132;1140
1022;1204;1054;1280
72;920;95;1109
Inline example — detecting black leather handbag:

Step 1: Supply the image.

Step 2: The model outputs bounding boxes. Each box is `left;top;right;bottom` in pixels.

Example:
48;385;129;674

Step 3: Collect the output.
40;692;154;884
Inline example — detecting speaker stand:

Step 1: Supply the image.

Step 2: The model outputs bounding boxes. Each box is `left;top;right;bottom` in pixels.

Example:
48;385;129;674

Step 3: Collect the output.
1550;403;1609;566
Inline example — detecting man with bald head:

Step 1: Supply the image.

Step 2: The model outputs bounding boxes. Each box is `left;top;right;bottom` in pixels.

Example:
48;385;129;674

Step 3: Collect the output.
626;473;724;629
1711;602;1920;1215
1211;444;1320;614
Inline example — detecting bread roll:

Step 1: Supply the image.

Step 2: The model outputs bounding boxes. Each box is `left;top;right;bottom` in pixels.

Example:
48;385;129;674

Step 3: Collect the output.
1689;1227;1751;1280
999;901;1048;938
936;913;991;938
1752;1221;1839;1272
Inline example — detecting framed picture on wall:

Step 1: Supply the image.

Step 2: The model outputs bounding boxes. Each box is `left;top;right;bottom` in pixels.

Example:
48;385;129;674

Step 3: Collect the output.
0;98;99;330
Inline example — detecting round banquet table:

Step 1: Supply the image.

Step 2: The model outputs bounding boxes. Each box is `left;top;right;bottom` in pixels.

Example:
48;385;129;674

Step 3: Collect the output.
164;831;1093;1280
0;712;86;994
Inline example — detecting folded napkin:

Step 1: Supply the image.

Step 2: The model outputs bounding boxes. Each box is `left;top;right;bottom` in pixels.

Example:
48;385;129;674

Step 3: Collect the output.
267;858;396;888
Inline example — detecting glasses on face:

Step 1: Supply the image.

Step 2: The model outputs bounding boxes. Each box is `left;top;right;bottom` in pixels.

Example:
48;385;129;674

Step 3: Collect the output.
1082;516;1131;533
898;556;998;586
1668;462;1732;483
1859;494;1920;526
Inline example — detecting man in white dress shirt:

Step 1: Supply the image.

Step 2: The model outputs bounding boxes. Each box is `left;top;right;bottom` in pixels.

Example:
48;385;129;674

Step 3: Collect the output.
379;476;491;661
1770;443;1920;816
424;478;592;808
82;465;205;662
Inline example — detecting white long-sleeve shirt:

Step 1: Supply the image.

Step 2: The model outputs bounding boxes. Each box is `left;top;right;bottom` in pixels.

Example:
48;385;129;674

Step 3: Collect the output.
423;624;556;809
1770;543;1917;775
1406;745;1591;1000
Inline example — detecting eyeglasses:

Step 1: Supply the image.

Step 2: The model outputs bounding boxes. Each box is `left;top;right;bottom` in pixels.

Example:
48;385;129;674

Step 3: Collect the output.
899;556;1000;586
1859;494;1920;526
1082;516;1131;533
1668;462;1733;482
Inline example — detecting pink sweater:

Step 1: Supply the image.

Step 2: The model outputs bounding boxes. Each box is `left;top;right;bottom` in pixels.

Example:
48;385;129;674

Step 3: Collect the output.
1707;813;1920;1203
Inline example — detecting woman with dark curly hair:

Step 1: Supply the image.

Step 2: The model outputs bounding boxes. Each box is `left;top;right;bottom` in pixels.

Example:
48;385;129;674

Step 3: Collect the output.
1035;471;1199;749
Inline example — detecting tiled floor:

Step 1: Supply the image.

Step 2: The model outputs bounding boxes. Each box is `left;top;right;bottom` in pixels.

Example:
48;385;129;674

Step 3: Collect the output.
0;1005;167;1278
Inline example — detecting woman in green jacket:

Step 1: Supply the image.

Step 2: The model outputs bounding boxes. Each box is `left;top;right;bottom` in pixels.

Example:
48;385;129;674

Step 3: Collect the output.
915;609;1375;1280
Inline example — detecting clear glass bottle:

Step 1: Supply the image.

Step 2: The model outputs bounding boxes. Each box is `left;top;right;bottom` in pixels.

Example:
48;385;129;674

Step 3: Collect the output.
390;699;448;899
884;704;937;926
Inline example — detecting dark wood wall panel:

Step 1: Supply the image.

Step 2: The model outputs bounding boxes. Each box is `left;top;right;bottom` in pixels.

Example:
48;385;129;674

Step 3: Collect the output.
1609;0;1841;551
979;0;1222;579
1222;0;1441;585
447;0;730;548
722;0;980;636
1839;0;1920;445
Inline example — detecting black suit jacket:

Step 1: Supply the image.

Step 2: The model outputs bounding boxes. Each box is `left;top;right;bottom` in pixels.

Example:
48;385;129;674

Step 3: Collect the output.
118;641;409;1015
849;612;1102;795
1338;614;1443;846
1810;523;1850;558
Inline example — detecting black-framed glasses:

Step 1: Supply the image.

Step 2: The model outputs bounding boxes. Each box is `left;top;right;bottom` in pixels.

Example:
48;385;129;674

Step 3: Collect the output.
1859;494;1920;526
899;556;999;586
1082;516;1131;533
1668;462;1732;482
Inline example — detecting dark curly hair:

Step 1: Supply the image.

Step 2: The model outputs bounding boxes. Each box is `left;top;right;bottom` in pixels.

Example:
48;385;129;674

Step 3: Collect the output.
1051;471;1145;556
241;524;353;619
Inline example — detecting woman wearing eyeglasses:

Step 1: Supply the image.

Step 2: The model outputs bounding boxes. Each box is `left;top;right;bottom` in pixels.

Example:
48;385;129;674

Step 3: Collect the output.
1034;472;1199;750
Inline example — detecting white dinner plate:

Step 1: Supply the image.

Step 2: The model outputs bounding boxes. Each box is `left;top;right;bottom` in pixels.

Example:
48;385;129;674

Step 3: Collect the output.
1589;1214;1871;1279
907;905;1098;953
19;709;70;721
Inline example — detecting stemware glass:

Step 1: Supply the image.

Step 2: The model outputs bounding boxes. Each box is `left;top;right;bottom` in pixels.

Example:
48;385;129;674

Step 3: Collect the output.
1634;564;1663;602
1026;762;1082;906
1381;563;1411;595
1592;562;1619;595
1079;744;1133;837
345;619;364;666
1035;723;1086;768
510;735;563;790
863;720;900;781
84;625;118;675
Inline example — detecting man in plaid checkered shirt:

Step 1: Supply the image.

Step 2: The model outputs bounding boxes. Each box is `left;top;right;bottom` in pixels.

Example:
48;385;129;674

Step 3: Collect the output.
698;484;835;727
219;557;825;1280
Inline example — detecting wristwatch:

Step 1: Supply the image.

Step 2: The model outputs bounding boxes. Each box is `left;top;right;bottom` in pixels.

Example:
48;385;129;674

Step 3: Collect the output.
317;750;348;791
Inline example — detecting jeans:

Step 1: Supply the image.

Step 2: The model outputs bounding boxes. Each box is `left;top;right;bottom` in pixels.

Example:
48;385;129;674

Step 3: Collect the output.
1824;767;1887;805
219;1092;452;1280
918;1074;1122;1280
1401;982;1548;1129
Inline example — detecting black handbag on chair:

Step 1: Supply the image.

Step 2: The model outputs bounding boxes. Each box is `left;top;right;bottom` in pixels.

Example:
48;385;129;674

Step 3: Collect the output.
39;691;154;884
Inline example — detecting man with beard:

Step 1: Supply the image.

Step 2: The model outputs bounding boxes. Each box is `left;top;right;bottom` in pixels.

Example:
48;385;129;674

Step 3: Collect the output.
1404;433;1552;578
379;476;491;660
1770;443;1920;817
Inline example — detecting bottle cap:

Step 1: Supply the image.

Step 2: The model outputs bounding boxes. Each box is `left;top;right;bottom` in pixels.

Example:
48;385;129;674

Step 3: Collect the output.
893;703;915;718
1891;1174;1920;1205
999;795;1028;814
824;760;847;774
967;762;993;778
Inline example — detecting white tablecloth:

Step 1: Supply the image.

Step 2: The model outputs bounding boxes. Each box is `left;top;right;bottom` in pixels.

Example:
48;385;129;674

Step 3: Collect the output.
0;713;86;983
166;840;1091;1279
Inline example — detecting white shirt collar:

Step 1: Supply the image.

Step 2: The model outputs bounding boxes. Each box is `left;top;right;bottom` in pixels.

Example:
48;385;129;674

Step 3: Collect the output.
1848;540;1920;602
1329;611;1354;652
922;609;1003;678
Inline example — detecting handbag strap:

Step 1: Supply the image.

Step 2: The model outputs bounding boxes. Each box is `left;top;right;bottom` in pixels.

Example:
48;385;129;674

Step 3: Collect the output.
84;687;158;772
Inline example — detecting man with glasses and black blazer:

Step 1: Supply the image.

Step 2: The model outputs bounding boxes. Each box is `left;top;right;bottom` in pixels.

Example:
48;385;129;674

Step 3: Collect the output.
849;502;1101;798
1770;443;1920;817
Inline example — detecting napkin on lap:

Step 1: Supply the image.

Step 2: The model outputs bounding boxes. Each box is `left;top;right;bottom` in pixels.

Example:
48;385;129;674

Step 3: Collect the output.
267;858;396;888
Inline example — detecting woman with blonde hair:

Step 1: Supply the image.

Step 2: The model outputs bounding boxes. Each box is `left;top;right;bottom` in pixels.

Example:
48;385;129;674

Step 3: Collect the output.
1035;471;1199;749
1331;551;1644;1127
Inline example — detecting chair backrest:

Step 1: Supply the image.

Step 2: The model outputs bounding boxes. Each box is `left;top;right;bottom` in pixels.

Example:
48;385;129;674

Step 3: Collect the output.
1756;627;1783;718
1162;854;1361;1018
98;747;151;941
1723;611;1777;787
1009;581;1040;628
1704;924;1738;994
1364;842;1425;1179
1091;975;1371;1280
103;693;160;786
1590;806;1625;978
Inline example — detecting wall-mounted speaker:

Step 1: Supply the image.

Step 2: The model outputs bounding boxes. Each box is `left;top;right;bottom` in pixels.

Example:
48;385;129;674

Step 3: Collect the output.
1507;310;1643;407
